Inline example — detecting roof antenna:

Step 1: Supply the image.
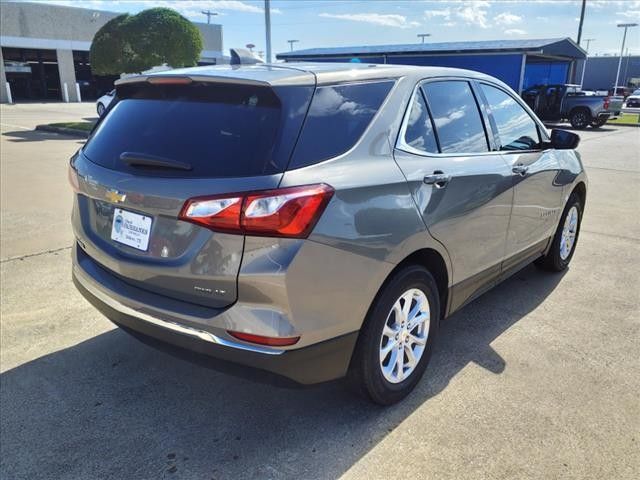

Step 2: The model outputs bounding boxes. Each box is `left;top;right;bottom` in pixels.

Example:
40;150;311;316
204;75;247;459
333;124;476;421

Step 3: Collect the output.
230;48;264;66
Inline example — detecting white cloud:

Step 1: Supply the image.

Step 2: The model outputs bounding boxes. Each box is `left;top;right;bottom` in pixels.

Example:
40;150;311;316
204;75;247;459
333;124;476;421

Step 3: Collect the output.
495;12;522;25
455;0;490;29
424;8;452;20
318;13;420;29
504;28;527;35
154;1;282;15
615;10;640;20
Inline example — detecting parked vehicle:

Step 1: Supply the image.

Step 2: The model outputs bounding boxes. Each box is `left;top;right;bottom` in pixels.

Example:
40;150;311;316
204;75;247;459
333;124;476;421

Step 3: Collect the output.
625;89;640;108
70;64;587;405
96;89;115;116
522;84;622;129
609;86;633;98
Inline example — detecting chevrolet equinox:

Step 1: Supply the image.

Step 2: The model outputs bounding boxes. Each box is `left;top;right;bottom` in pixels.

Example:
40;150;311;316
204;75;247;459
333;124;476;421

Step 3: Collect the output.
70;63;587;405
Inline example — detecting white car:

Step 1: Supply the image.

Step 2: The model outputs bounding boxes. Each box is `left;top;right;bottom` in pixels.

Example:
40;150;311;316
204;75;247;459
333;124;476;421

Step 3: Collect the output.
96;90;115;116
625;89;640;109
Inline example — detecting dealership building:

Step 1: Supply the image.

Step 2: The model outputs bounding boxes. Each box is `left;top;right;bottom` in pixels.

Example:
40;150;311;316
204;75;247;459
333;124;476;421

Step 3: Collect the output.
0;1;223;103
575;54;640;91
277;38;587;93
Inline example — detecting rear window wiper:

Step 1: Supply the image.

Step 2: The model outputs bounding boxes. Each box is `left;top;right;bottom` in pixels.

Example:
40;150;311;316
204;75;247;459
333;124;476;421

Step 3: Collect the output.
119;152;192;171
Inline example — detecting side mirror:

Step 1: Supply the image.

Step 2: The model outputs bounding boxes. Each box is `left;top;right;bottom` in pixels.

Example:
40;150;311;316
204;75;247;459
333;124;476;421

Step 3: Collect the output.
550;129;580;150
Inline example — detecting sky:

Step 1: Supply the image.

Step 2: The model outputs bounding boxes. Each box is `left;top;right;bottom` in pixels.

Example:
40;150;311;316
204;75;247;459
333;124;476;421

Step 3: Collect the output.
8;0;640;57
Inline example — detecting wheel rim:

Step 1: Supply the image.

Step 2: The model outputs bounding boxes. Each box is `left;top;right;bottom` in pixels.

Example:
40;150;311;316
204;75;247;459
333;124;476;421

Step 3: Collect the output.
560;206;579;260
97;104;104;115
379;288;430;384
574;112;587;127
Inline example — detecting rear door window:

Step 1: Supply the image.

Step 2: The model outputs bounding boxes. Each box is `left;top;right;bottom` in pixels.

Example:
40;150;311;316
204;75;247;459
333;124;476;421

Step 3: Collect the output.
289;80;394;169
83;83;313;178
421;81;489;154
480;83;541;151
403;89;438;153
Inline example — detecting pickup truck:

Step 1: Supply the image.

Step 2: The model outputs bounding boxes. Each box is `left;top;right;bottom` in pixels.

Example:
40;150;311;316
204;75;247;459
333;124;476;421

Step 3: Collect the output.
522;84;623;129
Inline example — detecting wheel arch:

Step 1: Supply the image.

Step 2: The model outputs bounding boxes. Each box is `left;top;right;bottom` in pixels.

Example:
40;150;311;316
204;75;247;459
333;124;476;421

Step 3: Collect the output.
571;181;587;211
379;248;450;321
347;247;450;381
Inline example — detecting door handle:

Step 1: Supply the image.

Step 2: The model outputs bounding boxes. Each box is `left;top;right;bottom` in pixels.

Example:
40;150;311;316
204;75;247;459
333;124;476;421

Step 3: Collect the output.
512;164;529;176
424;171;450;188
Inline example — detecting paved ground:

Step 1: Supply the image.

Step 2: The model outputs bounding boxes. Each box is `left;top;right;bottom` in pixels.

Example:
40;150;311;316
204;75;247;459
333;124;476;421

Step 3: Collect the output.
1;103;639;480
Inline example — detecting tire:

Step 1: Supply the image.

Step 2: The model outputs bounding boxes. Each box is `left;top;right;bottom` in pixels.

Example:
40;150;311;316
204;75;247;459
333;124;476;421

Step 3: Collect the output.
535;193;582;272
97;103;105;116
347;265;440;405
569;109;590;129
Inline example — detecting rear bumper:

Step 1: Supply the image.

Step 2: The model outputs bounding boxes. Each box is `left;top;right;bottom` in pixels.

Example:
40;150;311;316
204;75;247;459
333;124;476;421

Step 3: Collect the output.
72;244;358;385
596;112;611;120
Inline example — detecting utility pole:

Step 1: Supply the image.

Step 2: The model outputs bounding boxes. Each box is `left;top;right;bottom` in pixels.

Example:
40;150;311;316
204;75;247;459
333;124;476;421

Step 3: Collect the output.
265;0;272;63
576;0;586;45
417;33;431;43
287;40;299;51
614;23;638;94
202;10;218;24
579;38;595;88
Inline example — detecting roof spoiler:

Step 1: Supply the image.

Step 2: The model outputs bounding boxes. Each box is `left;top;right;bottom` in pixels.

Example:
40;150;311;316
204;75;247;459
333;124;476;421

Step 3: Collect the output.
230;48;264;66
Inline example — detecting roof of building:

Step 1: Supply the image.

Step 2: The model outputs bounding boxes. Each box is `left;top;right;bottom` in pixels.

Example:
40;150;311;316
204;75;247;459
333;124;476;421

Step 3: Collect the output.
277;38;586;60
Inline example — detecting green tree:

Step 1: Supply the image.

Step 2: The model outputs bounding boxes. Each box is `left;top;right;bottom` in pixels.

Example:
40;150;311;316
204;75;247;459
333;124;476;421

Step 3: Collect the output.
89;14;133;76
90;8;203;75
129;8;203;71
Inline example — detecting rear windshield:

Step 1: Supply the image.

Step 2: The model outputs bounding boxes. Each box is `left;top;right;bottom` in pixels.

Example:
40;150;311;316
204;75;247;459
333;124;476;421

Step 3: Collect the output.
83;82;313;178
288;80;395;169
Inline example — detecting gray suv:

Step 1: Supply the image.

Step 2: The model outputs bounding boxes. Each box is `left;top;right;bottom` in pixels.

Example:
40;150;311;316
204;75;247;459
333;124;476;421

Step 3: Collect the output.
70;63;587;404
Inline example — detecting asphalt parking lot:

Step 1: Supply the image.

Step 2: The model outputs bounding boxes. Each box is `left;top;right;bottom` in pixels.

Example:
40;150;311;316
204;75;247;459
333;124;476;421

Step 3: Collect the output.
1;103;639;480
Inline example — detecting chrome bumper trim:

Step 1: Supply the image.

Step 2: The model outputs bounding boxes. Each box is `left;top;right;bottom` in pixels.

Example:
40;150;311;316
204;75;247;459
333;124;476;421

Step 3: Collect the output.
74;265;285;356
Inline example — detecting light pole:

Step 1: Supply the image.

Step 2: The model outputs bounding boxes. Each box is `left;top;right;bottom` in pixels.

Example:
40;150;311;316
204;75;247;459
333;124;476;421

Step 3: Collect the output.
579;38;595;88
201;10;218;24
287;40;299;52
264;0;272;63
417;33;431;43
613;23;638;95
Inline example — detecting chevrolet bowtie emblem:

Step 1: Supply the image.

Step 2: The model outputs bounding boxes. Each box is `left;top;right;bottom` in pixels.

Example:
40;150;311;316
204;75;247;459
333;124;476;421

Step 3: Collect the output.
105;189;126;203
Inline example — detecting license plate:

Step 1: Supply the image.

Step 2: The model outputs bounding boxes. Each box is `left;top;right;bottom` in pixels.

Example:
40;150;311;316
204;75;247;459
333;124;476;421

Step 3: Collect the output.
110;208;152;251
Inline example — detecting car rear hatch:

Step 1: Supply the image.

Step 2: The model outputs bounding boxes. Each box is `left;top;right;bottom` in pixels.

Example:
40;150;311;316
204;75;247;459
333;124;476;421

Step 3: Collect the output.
71;69;315;308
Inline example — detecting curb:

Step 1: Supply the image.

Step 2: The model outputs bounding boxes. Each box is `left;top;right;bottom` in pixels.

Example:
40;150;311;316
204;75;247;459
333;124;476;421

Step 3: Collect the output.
35;124;90;138
606;122;640;128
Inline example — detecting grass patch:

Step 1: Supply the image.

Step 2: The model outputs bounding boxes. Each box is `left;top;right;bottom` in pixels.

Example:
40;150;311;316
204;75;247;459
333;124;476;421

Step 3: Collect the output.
608;113;640;125
48;121;96;131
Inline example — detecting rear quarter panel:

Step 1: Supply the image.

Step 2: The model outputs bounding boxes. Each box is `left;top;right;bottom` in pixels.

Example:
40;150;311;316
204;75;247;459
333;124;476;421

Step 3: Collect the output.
267;75;452;342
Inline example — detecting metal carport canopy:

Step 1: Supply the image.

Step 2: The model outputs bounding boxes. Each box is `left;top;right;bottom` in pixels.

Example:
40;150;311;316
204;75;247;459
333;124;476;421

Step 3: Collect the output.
276;38;586;61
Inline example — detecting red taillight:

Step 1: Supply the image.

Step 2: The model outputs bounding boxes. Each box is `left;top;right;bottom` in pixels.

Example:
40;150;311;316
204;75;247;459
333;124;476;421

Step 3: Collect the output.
178;194;243;233
604;96;610;109
179;184;334;238
228;331;300;347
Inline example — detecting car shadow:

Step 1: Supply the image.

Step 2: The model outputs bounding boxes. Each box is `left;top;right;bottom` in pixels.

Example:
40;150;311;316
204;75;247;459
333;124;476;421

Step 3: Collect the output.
1;129;86;143
0;264;565;480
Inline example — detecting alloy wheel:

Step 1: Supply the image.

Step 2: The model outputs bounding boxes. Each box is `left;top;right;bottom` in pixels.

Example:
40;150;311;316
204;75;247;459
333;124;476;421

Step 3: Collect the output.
379;288;430;384
560;205;579;260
